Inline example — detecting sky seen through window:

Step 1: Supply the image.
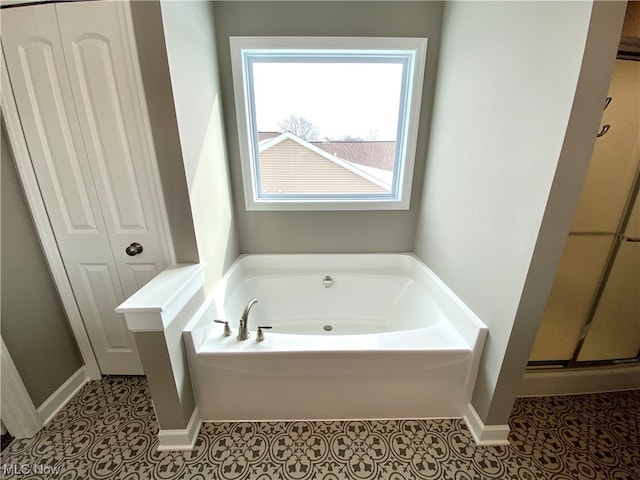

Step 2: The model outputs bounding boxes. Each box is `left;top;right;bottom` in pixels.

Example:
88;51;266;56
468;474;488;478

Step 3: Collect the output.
252;62;404;141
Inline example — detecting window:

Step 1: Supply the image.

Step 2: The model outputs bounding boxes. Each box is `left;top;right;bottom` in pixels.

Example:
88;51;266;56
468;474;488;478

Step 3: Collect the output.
230;37;427;211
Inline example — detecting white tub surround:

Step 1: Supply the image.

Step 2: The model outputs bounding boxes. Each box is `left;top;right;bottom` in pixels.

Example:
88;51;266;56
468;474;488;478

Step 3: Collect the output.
184;254;488;439
117;263;206;451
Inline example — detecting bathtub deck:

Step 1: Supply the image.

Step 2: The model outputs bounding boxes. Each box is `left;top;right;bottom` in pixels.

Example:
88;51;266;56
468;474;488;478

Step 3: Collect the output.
198;320;472;354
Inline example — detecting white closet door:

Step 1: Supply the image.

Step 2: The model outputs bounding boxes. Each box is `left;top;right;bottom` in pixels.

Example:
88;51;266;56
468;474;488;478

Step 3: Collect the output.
55;1;171;296
2;4;140;374
2;2;170;374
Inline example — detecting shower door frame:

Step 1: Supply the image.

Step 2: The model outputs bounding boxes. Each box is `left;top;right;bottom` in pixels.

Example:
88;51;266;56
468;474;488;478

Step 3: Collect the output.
528;49;640;370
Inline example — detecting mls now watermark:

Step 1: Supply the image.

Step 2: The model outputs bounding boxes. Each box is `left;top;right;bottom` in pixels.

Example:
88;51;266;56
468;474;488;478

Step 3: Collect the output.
2;463;61;476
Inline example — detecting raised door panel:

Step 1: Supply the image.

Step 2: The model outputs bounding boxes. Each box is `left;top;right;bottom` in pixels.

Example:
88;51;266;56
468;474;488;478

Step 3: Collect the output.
529;235;613;362
56;1;171;298
571;60;640;233
75;263;143;374
14;41;97;235
577;241;640;361
1;4;106;257
129;264;161;291
62;35;148;233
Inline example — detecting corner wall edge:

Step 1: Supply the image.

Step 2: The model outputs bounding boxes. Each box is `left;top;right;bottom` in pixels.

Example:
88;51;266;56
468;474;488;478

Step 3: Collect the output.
463;402;510;446
156;408;202;451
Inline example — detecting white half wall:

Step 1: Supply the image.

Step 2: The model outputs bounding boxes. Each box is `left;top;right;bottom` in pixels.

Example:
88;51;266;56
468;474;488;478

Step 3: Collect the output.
414;0;627;426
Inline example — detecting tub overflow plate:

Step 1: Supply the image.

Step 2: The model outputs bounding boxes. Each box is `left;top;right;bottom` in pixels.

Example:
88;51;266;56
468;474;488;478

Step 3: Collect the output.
324;324;333;332
323;275;333;288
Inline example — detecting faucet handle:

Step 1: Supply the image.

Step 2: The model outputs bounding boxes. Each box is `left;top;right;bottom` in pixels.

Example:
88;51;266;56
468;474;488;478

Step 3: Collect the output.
213;319;232;337
256;325;272;342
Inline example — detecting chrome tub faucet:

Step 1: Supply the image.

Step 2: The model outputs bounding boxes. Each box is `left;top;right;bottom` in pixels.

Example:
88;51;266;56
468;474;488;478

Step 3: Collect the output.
238;298;258;341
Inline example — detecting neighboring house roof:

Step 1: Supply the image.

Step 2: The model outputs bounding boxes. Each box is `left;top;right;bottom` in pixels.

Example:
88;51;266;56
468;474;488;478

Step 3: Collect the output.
258;132;395;172
258;132;392;192
258;131;282;143
312;141;395;172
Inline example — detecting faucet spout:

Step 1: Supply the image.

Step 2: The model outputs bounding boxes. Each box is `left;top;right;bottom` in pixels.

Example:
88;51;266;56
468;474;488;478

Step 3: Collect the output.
238;298;258;341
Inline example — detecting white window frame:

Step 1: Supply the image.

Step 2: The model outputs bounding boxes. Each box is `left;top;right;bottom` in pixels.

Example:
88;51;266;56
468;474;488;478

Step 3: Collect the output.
230;36;427;211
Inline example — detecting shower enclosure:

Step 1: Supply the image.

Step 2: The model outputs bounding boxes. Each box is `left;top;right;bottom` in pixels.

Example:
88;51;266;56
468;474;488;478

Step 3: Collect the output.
529;33;640;368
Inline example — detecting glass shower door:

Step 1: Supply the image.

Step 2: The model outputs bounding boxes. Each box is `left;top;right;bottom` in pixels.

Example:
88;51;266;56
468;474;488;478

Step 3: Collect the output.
529;58;640;366
576;193;640;362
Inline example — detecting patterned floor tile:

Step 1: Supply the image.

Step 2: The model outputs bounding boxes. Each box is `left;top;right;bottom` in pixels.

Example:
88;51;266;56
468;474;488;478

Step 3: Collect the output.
1;376;638;480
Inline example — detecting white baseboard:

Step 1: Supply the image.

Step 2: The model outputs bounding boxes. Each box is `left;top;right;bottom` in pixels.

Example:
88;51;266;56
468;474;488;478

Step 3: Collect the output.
37;366;89;426
463;403;510;446
520;364;640;397
1;337;42;438
157;408;202;451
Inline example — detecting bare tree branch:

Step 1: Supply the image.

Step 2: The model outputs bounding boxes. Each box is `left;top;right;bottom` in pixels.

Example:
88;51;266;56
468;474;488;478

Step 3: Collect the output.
278;115;320;141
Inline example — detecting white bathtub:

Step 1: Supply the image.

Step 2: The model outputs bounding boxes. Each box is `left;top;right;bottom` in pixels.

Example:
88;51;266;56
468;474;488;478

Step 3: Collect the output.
183;254;487;422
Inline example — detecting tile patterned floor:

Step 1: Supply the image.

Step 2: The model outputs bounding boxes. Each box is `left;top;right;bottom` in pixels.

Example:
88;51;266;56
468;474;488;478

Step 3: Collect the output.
1;376;638;479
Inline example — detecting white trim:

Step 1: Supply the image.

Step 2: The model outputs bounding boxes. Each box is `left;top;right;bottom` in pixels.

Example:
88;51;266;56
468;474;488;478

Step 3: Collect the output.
520;365;640;397
257;131;289;151
230;36;427;211
462;403;510;446
37;367;90;426
0;337;43;439
157;408;202;451
117;263;206;332
0;47;102;380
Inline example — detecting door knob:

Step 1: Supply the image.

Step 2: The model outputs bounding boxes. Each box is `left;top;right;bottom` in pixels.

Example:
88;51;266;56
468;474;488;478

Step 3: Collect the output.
125;242;143;256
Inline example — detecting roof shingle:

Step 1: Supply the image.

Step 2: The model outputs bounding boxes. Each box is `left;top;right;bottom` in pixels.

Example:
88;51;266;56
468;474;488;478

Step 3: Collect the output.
311;141;395;172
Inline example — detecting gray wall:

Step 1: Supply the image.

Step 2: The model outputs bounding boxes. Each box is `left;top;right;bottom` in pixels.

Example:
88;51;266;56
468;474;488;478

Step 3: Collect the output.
129;1;200;265
214;1;443;254
160;0;239;293
131;0;239;293
414;0;626;426
1;126;82;408
127;0;239;432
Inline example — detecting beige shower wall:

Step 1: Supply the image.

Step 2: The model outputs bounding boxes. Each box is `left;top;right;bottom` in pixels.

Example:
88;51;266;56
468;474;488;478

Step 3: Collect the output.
622;1;640;36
